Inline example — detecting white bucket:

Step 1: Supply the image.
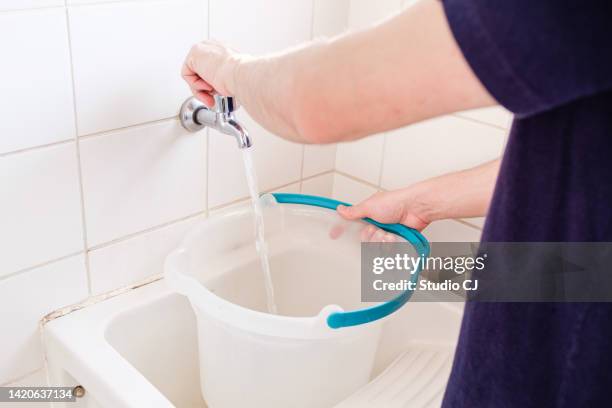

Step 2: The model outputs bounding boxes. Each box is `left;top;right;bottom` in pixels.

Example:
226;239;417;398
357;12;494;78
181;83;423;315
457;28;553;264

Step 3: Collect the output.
165;194;425;408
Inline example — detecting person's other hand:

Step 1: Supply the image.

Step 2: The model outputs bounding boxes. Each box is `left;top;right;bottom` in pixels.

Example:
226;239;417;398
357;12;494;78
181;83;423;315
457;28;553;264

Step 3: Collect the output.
334;159;498;240
336;189;431;241
181;40;244;107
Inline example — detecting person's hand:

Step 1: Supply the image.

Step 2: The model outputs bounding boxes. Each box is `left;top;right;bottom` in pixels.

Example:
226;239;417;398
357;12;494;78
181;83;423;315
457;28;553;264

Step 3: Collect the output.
337;188;432;240
334;159;499;241
181;40;244;107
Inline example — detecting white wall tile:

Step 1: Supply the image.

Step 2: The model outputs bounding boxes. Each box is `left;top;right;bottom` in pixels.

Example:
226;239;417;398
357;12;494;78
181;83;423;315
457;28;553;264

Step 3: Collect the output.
313;0;350;37
381;116;506;190
303;144;337;177
0;144;83;276
0;1;62;12
462;217;485;229
207;130;248;207
208;198;249;216
67;0;150;4
79;120;206;246
0;8;75;155
68;0;206;135
246;113;304;192
89;215;204;295
332;173;377;204
422;219;482;242
0;255;88;384
456;106;513;129
271;182;301;194
208;112;303;208
348;0;402;30
274;0;336;200
209;0;313;54
335;134;385;185
209;181;300;215
301;173;334;197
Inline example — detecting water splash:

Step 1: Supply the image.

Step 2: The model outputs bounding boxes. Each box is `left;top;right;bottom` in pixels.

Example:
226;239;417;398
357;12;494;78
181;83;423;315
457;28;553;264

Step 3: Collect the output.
241;149;278;314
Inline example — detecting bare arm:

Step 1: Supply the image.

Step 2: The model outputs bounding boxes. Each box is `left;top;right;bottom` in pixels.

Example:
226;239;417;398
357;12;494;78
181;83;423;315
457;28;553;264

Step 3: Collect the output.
338;159;501;231
182;0;495;144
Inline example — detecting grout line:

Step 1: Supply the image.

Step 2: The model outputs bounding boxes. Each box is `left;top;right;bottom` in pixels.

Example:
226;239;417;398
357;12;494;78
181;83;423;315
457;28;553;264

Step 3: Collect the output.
203;0;210;215
80;153;95;289
40;324;52;393
77;116;178;140
64;2;93;294
87;210;206;251
0;5;64;14
206;0;210;38
298;146;306;193
299;169;334;183
203;0;210;212
346;0;353;30
0;367;46;387
299;0;316;193
334;169;383;191
452;113;509;131
67;0;166;9
264;177;305;194
208;196;251;213
41;272;164;326
376;133;388;188
309;0;316;39
454;218;484;231
204;128;210;213
0;251;85;283
208;171;334;213
263;170;334;194
0;119;179;160
0;139;74;159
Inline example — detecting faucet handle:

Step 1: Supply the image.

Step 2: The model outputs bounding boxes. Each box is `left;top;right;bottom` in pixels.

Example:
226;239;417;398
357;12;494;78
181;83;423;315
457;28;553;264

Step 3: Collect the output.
212;94;239;114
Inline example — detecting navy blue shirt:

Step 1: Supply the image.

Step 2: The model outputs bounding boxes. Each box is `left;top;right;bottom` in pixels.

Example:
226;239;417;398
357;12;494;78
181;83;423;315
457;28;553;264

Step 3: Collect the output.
441;1;612;406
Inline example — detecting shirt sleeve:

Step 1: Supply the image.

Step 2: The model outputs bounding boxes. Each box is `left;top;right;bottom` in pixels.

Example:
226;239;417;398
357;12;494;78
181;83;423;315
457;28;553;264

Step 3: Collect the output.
442;0;612;117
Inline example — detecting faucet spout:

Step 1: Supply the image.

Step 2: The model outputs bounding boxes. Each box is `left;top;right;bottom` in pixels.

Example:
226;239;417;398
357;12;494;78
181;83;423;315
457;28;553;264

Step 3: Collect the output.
218;116;252;149
179;95;252;149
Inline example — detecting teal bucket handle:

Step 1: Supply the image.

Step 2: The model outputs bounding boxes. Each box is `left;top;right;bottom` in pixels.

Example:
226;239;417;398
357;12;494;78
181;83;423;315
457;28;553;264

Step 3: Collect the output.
271;193;430;329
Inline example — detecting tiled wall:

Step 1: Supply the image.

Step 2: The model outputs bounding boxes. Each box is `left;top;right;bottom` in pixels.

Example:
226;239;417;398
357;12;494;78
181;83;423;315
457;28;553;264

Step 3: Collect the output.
0;0;347;388
0;0;510;390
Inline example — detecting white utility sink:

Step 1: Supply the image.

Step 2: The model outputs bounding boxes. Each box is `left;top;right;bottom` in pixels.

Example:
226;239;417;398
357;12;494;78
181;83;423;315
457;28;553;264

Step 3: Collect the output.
44;279;463;408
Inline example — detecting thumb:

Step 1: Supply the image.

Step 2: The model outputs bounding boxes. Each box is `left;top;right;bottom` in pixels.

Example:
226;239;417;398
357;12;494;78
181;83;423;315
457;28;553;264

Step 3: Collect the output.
337;203;369;220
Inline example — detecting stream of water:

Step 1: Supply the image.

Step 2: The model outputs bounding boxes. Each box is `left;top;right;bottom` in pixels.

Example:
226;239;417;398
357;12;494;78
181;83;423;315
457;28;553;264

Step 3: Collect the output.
241;149;278;314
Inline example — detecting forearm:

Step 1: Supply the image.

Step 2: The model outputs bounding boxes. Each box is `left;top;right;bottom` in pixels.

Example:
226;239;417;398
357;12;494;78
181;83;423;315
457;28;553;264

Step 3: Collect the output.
227;0;495;143
409;159;501;222
336;158;501;230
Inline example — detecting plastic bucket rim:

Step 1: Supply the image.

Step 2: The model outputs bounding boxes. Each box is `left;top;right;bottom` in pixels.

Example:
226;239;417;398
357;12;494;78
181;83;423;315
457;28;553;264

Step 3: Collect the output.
163;193;429;335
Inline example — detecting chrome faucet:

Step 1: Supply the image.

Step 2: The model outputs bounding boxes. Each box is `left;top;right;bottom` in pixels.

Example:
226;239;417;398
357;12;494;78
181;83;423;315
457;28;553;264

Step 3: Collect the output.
179;94;252;149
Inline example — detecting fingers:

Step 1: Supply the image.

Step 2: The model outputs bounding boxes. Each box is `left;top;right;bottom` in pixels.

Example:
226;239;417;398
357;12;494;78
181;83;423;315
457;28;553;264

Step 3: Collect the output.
194;91;215;107
191;77;214;92
337;203;369;220
328;223;345;240
361;224;378;241
359;225;397;242
182;60;216;107
181;42;219;107
182;63;213;90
